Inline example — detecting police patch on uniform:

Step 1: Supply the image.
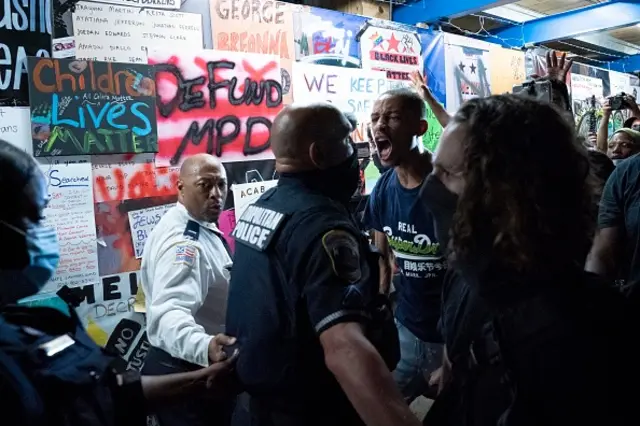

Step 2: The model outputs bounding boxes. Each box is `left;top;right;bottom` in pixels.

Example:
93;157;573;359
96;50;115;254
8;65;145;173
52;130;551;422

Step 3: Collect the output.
232;204;287;252
175;244;197;266
322;230;362;283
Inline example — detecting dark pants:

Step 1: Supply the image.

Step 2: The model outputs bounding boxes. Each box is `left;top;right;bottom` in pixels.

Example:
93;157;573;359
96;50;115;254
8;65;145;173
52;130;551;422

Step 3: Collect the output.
142;346;236;426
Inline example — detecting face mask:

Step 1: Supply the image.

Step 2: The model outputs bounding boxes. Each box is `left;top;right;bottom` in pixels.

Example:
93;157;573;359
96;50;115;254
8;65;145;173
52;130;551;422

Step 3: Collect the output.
1;220;60;298
326;148;360;203
420;175;459;253
298;147;360;204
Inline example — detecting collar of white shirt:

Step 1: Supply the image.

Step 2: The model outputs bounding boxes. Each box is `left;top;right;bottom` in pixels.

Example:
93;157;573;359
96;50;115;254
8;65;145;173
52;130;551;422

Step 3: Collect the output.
175;202;224;236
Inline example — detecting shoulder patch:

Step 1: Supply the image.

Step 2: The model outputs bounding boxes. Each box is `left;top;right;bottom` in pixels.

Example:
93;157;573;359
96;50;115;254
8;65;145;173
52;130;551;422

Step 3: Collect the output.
174;243;197;266
322;230;362;283
183;220;200;241
232;204;287;251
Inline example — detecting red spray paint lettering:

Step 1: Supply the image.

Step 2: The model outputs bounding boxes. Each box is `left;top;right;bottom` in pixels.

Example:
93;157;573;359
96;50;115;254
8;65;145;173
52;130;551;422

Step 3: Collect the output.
149;51;284;167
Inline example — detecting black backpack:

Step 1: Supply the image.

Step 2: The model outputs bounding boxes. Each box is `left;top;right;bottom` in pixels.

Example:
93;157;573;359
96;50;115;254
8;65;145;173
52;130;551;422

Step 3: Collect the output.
0;304;145;426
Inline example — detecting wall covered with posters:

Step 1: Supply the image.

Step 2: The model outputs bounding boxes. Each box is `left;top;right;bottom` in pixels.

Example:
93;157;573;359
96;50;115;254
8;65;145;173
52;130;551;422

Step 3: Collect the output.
3;0;613;372
525;47;640;141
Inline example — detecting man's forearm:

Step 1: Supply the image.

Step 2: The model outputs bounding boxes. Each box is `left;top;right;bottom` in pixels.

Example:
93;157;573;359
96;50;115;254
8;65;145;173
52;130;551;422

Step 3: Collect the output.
585;229;620;279
140;370;205;404
597;113;610;153
423;88;450;128
585;250;616;278
373;231;393;295
379;257;393;295
326;327;421;426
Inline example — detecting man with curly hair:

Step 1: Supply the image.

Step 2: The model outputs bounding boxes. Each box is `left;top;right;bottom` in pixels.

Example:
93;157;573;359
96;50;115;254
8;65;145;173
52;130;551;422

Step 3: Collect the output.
423;95;636;426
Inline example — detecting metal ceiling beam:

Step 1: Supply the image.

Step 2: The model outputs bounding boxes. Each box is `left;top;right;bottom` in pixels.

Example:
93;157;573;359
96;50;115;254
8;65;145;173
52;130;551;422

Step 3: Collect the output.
609;54;640;72
484;3;640;56
491;0;640;48
392;0;519;26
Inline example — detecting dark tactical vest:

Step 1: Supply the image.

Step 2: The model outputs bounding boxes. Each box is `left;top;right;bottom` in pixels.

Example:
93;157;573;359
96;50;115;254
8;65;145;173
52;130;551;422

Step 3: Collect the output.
227;179;399;421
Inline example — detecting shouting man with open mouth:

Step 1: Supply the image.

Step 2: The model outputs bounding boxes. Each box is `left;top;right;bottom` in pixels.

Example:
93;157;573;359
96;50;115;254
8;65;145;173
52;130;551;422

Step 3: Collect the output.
363;88;446;403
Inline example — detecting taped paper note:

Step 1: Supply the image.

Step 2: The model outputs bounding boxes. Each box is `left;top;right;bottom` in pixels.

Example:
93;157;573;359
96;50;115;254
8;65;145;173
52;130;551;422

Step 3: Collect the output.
128;204;173;258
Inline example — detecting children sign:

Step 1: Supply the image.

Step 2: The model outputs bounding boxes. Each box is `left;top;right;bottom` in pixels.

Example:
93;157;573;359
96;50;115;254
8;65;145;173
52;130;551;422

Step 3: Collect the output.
27;58;158;157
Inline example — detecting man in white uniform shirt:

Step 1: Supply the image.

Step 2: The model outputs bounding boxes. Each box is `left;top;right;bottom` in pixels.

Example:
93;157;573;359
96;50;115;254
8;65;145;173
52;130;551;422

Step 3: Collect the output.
141;153;236;426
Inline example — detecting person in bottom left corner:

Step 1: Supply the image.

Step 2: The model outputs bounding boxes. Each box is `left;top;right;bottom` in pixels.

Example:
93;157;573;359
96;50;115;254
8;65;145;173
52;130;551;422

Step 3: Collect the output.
0;139;238;426
141;153;238;426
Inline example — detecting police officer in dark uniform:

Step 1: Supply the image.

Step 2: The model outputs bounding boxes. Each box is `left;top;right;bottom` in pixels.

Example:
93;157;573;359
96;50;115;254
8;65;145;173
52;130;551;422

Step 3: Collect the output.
0;139;238;426
226;103;420;426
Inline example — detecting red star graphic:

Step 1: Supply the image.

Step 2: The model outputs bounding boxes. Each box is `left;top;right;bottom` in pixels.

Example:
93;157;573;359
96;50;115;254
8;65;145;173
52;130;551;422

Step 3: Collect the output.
387;33;400;52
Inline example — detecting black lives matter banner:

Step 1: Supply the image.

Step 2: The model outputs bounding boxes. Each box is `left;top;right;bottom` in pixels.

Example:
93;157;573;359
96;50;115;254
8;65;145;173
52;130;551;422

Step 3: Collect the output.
0;0;52;106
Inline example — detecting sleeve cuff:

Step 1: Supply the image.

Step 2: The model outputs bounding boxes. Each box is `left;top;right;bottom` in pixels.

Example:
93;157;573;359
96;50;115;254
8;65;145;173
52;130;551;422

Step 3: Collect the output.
597;219;622;229
164;334;213;368
194;334;215;367
314;310;370;335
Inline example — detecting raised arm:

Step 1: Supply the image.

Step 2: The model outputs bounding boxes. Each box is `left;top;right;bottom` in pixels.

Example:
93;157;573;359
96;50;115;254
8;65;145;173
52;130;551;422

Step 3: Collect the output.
410;70;450;128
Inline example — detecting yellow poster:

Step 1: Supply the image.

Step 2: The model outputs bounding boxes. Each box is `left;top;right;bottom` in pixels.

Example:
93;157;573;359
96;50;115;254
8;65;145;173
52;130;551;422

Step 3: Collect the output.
210;0;296;104
489;47;526;95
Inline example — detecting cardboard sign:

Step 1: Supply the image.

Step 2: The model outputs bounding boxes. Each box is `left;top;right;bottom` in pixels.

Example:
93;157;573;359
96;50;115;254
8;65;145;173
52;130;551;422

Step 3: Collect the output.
27;58;158;157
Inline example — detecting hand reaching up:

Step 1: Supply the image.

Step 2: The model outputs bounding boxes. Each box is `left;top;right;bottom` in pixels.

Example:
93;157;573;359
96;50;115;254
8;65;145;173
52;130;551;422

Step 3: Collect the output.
410;70;429;100
545;50;573;84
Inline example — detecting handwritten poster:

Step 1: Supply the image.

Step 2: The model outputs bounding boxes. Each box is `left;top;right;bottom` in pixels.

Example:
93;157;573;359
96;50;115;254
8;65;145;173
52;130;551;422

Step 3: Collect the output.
292;62;407;141
92;154;177;203
72;2;203;64
489;46;525;95
359;26;421;81
27;57;158;157
149;48;283;167
94;194;178;276
232;180;278;219
210;0;295;102
72;271;149;372
570;73;603;103
85;0;180;9
0;107;32;154
0;0;51;106
609;71;632;97
38;156;99;293
128;204;173;258
444;36;493;113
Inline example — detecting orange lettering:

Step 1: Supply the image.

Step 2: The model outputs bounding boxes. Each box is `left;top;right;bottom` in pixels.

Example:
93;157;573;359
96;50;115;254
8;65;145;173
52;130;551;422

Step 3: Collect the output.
240;31;248;51
269;31;278;55
217;30;289;60
218;32;229;50
230;32;240;51
32;59;55;93
54;60;76;92
256;32;267;53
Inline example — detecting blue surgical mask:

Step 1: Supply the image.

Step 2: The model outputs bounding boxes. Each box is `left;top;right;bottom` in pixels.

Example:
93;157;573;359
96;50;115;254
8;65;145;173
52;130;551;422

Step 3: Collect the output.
1;220;60;293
